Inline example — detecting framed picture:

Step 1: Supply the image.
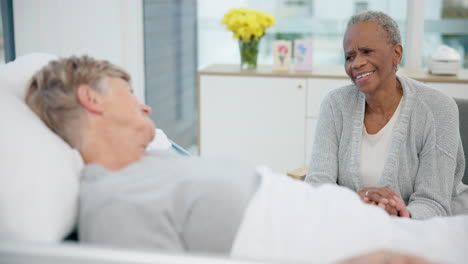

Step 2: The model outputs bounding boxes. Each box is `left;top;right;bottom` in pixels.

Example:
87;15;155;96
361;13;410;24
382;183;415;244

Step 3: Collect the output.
273;40;292;71
294;39;313;71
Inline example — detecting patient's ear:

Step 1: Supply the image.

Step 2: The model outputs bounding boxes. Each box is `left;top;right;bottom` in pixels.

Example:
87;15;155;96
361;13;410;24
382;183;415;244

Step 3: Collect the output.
77;85;104;114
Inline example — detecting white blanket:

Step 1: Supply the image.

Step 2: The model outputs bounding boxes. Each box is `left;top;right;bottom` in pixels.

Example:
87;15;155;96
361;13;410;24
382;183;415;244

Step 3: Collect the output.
231;167;468;264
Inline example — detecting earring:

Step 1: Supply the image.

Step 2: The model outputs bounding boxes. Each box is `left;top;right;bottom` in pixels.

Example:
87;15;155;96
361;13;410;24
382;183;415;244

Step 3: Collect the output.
394;64;399;72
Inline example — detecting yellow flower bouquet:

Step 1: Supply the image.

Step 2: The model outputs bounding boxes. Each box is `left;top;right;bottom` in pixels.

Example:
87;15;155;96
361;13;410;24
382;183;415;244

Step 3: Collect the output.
222;8;275;69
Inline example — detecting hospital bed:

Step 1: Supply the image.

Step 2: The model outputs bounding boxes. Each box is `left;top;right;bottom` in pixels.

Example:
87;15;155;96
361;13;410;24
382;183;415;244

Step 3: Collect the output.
2;54;468;264
0;241;268;264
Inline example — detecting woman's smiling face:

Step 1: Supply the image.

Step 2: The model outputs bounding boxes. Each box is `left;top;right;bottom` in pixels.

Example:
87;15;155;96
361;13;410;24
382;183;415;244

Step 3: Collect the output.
343;21;402;95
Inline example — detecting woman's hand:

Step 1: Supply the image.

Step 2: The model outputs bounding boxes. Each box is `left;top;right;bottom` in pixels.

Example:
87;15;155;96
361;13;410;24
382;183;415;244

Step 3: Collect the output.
391;194;410;218
358;186;398;209
338;249;434;264
358;186;410;217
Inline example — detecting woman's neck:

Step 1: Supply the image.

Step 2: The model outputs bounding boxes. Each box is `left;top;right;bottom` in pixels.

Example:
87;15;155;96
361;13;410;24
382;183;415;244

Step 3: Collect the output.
365;77;403;117
80;129;145;171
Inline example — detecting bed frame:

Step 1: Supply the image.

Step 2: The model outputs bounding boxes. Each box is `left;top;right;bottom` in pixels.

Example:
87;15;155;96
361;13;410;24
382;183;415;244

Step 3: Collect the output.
0;241;270;264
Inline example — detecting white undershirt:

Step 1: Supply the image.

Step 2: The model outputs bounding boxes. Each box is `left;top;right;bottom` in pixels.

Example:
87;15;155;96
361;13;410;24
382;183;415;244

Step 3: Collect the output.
360;97;403;188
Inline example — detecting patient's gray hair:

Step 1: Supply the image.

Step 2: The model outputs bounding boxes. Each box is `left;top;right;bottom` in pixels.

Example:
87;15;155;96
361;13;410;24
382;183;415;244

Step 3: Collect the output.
347;11;401;46
25;55;130;149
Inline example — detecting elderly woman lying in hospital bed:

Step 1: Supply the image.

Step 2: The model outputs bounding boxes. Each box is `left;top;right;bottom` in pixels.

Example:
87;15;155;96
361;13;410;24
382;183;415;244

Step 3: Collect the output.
6;54;468;264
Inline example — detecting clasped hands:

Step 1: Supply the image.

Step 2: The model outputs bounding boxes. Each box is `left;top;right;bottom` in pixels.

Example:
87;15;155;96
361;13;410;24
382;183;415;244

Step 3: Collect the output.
358;186;410;217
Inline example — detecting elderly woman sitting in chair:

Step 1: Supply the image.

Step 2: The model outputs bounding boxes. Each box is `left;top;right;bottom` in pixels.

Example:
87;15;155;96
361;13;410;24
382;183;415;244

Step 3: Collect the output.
305;11;468;219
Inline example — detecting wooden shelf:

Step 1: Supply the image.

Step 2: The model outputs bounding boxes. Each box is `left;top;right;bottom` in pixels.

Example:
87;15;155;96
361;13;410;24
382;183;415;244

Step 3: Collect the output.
199;64;468;84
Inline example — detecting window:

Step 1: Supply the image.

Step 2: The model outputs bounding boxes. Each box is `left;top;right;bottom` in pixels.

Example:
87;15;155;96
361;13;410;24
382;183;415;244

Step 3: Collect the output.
423;0;468;67
198;0;407;69
0;11;4;64
355;1;369;14
143;0;198;151
0;0;15;64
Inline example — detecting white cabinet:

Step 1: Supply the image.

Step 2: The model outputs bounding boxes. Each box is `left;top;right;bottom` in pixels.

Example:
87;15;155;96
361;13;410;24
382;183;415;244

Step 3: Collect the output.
199;75;306;173
425;82;468;99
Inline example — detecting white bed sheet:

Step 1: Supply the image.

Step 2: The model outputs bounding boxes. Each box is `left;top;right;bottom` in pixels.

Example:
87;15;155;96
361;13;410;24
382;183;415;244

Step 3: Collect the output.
232;166;468;264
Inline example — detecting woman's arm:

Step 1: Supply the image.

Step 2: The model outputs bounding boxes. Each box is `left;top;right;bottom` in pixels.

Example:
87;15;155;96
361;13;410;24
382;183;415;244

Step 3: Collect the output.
406;145;456;219
406;100;461;219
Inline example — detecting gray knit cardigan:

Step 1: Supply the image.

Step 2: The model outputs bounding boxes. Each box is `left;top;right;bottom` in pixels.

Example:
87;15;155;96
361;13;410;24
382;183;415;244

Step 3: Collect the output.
305;75;468;219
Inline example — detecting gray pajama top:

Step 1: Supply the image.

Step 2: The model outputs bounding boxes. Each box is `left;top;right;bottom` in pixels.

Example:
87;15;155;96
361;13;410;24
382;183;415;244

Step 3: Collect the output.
79;151;259;255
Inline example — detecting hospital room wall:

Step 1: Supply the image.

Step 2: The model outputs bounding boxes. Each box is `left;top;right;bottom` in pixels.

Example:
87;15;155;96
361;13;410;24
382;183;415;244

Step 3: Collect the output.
12;0;146;103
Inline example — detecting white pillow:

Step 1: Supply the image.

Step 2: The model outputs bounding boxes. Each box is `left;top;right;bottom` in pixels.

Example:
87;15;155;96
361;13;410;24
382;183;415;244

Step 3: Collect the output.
0;54;83;242
0;53;59;100
146;129;172;151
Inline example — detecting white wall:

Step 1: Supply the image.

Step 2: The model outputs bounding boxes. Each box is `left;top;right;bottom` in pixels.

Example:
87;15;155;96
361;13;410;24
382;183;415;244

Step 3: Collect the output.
13;0;146;103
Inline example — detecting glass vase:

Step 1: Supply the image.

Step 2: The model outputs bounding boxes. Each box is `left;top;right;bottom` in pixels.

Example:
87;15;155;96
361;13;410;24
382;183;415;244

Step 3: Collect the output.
239;38;260;70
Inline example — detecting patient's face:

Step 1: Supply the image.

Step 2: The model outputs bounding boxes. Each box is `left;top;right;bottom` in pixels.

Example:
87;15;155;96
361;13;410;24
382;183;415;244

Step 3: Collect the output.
102;77;155;150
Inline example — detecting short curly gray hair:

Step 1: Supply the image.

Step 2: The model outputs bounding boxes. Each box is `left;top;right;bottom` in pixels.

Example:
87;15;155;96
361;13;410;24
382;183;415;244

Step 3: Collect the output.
25;56;130;149
346;11;401;46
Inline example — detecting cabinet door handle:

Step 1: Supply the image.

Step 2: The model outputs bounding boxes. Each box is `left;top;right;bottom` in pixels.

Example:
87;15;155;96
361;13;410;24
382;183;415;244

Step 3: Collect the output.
298;84;303;89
